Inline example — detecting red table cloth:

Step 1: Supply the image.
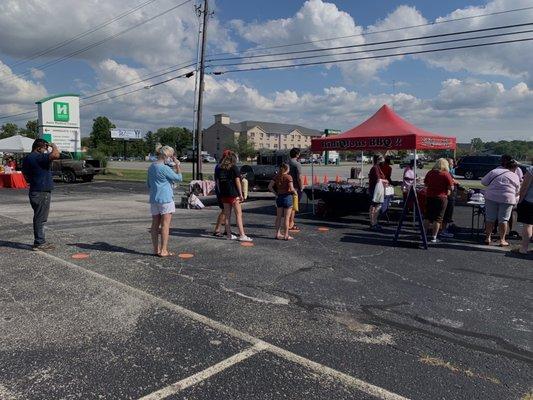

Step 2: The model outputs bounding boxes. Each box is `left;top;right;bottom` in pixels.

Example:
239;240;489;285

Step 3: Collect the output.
0;173;28;189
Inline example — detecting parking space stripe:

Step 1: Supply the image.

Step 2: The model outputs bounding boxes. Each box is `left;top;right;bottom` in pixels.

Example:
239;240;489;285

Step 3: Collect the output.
37;250;410;400
139;343;268;399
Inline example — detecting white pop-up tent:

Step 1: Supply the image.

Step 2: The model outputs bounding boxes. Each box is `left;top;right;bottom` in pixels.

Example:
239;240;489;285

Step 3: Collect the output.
0;135;35;153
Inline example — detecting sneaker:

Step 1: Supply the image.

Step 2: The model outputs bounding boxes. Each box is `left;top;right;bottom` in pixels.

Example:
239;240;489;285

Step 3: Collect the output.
430;237;439;243
32;243;55;251
238;235;253;242
440;231;454;238
227;234;238;240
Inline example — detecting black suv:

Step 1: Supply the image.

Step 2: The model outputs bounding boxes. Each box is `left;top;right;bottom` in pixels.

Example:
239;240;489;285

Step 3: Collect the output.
455;155;501;179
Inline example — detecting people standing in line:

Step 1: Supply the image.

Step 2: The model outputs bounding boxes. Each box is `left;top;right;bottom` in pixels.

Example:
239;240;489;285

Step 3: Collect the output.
423;158;454;243
380;156;393;184
21;139;60;250
517;165;533;254
368;154;388;231
441;158;458;238
481;158;520;247
288;147;303;231
213;150;232;237
215;152;252;242
147;145;183;257
401;159;416;199
268;163;297;240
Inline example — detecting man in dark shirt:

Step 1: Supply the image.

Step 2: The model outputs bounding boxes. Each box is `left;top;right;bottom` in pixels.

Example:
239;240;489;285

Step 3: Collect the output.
288;147;303;230
22;139;60;250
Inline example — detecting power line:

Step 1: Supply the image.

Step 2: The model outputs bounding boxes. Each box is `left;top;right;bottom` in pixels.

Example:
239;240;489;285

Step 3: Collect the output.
211;28;533;68
206;6;533;58
0;0;195;85
7;0;159;69
209;22;533;62
209;37;533;74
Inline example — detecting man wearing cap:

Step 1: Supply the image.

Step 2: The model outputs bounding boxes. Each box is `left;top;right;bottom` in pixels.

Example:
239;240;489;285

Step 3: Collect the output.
22;139;60;250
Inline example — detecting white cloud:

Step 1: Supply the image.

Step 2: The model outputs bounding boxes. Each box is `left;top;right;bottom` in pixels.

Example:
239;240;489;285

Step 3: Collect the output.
30;68;45;80
0;0;236;70
0;60;47;116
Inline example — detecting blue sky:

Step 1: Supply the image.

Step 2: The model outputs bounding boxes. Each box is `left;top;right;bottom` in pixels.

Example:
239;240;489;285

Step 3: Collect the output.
0;0;532;141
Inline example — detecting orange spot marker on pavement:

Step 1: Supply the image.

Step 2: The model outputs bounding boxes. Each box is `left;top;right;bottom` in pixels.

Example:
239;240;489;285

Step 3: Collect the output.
179;253;194;259
240;242;255;247
72;253;90;259
318;227;330;232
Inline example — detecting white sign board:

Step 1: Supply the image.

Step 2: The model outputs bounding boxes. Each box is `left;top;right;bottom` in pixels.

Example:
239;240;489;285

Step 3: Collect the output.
36;94;80;153
111;128;143;140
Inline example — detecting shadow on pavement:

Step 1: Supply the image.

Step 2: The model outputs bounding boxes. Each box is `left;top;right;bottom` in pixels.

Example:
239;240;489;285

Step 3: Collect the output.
0;240;33;251
67;242;153;256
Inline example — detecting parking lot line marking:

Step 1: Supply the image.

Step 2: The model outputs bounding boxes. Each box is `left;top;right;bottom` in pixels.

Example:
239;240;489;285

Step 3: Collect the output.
37;250;410;400
139;343;267;400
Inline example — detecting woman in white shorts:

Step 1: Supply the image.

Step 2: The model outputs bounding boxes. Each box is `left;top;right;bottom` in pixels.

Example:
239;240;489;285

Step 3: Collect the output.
481;159;520;246
147;145;183;256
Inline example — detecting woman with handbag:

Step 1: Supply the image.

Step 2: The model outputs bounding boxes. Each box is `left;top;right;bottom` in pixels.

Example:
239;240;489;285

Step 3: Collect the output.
481;159;520;246
517;166;533;254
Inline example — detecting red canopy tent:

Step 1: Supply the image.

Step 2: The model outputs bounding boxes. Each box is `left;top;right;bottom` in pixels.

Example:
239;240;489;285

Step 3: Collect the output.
311;104;456;152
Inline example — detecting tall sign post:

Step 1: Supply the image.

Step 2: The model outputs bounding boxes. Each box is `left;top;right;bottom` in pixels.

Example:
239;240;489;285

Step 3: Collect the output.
323;129;340;165
111;128;143;159
36;94;80;158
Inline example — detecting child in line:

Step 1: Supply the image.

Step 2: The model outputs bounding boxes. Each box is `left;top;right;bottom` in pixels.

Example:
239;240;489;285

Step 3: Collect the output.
268;163;297;240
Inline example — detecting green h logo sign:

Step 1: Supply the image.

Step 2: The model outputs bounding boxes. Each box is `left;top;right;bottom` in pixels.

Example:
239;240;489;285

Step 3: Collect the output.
54;102;69;122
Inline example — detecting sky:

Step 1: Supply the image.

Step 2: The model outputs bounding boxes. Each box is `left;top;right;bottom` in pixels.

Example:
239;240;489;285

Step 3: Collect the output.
0;0;532;142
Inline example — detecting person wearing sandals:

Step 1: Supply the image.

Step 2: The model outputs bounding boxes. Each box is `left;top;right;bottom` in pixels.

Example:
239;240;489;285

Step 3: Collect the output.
268;163;296;240
481;158;520;247
215;152;252;242
213;149;232;237
147;145;183;257
516;166;532;254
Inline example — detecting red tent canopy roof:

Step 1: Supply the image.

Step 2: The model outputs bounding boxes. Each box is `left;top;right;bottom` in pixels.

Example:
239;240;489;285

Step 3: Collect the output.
311;104;456;151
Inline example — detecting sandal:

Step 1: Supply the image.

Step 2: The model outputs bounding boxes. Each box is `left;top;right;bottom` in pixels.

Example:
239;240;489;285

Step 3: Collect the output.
284;236;294;240
157;252;175;257
484;236;491;245
289;225;301;231
499;241;510;247
212;232;224;237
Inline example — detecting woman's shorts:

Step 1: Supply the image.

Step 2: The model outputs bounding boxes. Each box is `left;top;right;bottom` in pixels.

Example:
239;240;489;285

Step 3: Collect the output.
485;199;513;223
150;201;175;216
425;196;448;223
443;196;455;223
517;200;533;224
221;196;238;204
276;193;293;208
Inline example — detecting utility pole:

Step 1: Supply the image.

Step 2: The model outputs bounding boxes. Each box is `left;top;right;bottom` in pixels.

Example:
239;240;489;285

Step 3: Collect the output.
191;3;202;181
195;0;209;180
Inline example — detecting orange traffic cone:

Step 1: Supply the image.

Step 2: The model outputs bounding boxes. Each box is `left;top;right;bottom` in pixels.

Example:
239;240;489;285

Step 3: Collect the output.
303;175;308;186
335;175;341;183
323;175;329;183
313;175;320;184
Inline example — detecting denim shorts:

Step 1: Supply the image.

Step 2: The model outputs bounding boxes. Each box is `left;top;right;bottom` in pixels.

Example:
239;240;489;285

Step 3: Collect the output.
484;199;513;223
276;193;293;208
150;201;176;215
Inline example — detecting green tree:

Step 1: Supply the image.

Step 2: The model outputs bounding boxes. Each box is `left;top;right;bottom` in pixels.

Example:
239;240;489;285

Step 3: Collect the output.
19;120;38;139
154;127;193;156
470;137;484;153
0;123;19;139
226;134;256;160
90;116;115;149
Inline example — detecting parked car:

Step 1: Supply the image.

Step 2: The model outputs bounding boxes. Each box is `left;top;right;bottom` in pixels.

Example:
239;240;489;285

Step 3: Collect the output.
399;158;424;169
51;152;102;183
202;155;216;163
456;155;528;179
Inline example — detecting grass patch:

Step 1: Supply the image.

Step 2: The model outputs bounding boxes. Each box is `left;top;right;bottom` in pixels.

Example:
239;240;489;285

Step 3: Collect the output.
96;168;192;183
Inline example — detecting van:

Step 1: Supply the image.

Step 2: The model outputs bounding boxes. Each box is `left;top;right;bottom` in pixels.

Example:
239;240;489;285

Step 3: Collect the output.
455;155;501;179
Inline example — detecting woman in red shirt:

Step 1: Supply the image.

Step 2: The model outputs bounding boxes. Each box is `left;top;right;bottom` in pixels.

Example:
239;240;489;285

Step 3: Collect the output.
424;158;454;243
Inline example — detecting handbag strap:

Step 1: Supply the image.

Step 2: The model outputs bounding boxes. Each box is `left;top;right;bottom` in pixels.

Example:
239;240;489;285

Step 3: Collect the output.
487;170;510;186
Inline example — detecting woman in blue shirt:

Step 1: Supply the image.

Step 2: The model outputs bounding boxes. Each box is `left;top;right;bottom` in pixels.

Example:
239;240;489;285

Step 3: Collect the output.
147;145;183;257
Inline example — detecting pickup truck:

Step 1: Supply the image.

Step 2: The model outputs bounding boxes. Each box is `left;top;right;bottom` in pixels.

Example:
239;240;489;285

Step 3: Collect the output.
52;152;102;183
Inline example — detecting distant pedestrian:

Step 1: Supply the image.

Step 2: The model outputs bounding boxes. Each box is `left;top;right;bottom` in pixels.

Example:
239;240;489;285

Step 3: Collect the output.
21;139;60;250
269;163;297;240
368;154;388;230
481;158;520;246
423;158;454;243
517;166;533;254
288;147;303;231
215;152;252;242
401;159;416;197
147;145;183;257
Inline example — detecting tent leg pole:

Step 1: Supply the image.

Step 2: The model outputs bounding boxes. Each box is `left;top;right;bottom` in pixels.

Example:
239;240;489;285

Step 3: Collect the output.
413;149;417;225
311;159;315;215
360;150;364;186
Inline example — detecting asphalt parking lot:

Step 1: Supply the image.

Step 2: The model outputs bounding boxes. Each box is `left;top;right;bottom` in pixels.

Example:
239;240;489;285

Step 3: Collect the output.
0;181;531;400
